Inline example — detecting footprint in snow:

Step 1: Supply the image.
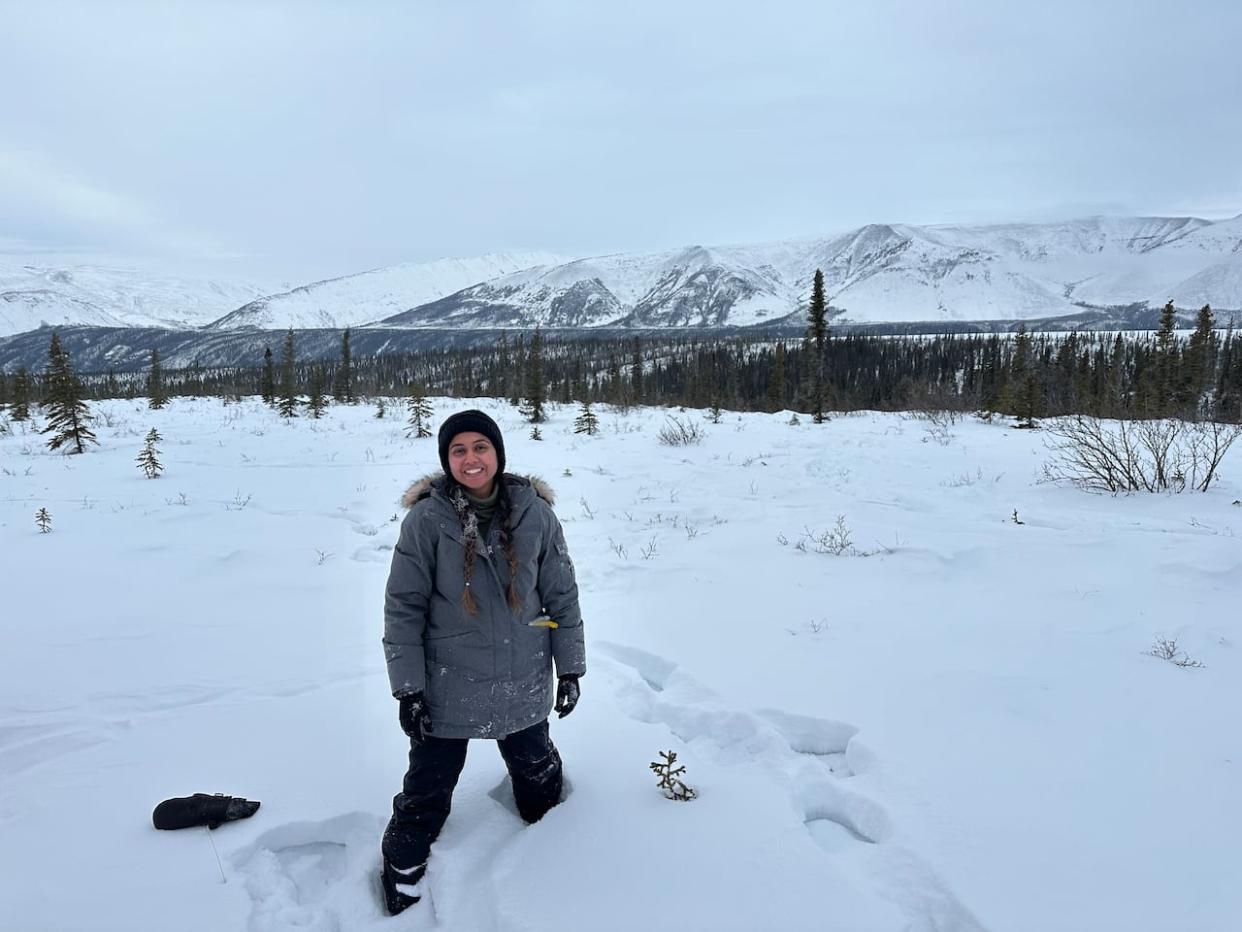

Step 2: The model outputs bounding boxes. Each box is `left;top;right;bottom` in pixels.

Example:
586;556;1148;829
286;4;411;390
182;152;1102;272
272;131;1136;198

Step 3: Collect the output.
593;639;986;932
231;811;421;932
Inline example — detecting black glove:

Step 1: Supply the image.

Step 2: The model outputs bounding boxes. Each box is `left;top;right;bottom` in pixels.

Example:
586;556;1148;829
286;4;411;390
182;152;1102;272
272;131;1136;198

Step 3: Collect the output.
554;675;580;719
398;691;432;742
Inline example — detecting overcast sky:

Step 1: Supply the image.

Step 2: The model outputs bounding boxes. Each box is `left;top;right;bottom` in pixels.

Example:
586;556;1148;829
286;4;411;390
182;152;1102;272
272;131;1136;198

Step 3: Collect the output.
3;0;1240;284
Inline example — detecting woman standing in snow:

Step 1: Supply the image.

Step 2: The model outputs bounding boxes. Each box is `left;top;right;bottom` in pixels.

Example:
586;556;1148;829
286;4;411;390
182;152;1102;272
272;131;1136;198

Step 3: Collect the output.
380;409;586;915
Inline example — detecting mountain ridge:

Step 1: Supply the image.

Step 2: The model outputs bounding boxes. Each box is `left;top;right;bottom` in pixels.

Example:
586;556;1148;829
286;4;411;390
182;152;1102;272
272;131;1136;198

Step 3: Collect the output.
4;215;1242;339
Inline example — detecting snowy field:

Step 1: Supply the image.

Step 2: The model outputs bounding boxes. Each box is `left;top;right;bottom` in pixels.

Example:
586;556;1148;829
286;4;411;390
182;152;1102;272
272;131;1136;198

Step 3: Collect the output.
2;398;1240;932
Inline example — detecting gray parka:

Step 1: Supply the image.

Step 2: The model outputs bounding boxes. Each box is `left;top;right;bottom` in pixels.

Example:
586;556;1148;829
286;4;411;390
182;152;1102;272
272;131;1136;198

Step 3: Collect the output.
383;473;586;740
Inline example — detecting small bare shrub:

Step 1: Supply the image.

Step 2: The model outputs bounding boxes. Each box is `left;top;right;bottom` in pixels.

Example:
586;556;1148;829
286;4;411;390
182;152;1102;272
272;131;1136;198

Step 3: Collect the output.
915;409;957;446
1146;636;1204;668
657;416;705;447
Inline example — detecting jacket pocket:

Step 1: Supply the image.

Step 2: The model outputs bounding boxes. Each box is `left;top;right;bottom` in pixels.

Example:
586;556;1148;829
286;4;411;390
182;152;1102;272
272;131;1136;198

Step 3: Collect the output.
426;635;492;682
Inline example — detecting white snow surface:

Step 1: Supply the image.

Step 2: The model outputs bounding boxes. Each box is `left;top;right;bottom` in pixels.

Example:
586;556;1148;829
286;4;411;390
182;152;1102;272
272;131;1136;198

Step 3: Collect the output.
0;260;273;338
2;399;1241;932
205;252;565;331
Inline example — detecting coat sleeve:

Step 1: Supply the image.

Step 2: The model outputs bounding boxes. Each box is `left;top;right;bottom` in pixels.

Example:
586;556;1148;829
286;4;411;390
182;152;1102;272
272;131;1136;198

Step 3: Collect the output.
383;505;434;697
537;505;586;678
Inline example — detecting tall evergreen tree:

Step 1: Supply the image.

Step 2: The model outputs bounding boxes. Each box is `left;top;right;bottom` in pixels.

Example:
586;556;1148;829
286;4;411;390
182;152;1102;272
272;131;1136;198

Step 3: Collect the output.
261;346;275;405
630;336;644;406
41;332;97;454
306;367;327;418
804;269;829;423
278;328;299;418
332;328;354;403
509;334;526;406
147;348;168;409
1183;304;1216;414
769;342;787;410
522;326;546;423
1149;300;1179;416
1009;324;1041;427
10;367;31;421
497;332;511;402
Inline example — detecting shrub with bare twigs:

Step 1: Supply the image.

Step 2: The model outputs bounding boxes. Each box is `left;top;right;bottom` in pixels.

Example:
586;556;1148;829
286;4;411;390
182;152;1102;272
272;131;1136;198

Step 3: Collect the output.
657;416;705;447
1042;416;1240;493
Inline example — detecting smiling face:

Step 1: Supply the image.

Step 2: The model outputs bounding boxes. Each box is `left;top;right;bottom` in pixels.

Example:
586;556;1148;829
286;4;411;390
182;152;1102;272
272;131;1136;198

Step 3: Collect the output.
446;431;499;496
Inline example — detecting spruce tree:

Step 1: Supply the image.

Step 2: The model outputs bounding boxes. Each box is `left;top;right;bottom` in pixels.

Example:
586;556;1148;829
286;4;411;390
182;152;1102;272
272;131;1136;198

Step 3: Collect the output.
10;367;31;422
1010;324;1040;427
405;387;433;438
607;353;623;407
573;400;599;435
278;328;299;418
41;332;97;454
306;367;327;418
36;507;52;533
1183;304;1216;414
261;347;275;405
497;332;511;402
805;269;829;423
0;370;7;409
509;334;525;406
136;428;164;478
630;336;643;406
769;342;787;410
1150;300;1178;416
522;326;546;423
332;328;354;403
147;348;168;410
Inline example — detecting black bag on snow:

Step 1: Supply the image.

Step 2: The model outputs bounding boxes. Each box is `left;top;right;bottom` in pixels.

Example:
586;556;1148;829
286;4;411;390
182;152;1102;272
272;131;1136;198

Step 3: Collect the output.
152;793;260;830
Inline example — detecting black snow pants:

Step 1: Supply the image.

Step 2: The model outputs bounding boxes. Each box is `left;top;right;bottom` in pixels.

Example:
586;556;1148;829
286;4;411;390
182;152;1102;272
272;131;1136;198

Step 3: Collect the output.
382;718;563;870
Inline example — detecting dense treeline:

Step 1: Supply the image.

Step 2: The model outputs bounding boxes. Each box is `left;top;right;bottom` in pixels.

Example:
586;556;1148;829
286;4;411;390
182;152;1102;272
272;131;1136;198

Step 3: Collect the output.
3;302;1239;425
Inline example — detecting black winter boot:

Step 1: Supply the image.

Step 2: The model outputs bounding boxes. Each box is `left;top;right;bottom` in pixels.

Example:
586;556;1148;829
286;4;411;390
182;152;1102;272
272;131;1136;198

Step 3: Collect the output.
380;859;426;914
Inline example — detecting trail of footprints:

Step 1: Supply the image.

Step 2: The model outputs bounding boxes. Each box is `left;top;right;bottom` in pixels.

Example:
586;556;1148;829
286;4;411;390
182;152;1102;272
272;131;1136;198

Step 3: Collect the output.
230;640;986;931
593;640;986;932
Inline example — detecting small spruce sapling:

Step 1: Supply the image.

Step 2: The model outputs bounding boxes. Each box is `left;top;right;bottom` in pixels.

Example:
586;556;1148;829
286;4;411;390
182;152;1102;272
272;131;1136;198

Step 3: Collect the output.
36;507;52;533
531;425;543;441
137;428;164;478
649;749;697;801
573;401;599;436
406;390;433;439
374;398;387;419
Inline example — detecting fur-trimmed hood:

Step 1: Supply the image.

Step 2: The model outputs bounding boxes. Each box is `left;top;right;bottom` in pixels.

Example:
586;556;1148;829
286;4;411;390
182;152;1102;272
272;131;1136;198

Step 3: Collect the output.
399;473;556;510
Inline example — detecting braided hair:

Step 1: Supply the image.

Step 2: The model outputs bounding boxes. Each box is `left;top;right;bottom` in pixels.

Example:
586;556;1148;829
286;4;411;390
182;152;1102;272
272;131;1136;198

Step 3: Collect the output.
447;478;523;616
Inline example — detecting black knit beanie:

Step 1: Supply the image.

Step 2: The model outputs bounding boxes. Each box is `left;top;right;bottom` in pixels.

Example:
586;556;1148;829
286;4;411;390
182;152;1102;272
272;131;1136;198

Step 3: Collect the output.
438;410;506;477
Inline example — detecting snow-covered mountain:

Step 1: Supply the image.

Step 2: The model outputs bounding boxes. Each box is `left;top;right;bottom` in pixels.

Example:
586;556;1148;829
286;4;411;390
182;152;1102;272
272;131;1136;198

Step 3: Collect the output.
379;215;1242;330
0;260;273;338
205;251;565;330
5;217;1241;341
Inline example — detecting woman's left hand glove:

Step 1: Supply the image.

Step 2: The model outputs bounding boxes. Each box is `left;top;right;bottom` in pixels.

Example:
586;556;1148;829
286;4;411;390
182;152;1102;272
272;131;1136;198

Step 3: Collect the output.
554;675;581;718
398;691;433;742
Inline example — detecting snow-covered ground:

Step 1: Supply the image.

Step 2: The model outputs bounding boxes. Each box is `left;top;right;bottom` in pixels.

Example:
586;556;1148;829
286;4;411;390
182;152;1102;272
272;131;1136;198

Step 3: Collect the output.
2;399;1240;932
